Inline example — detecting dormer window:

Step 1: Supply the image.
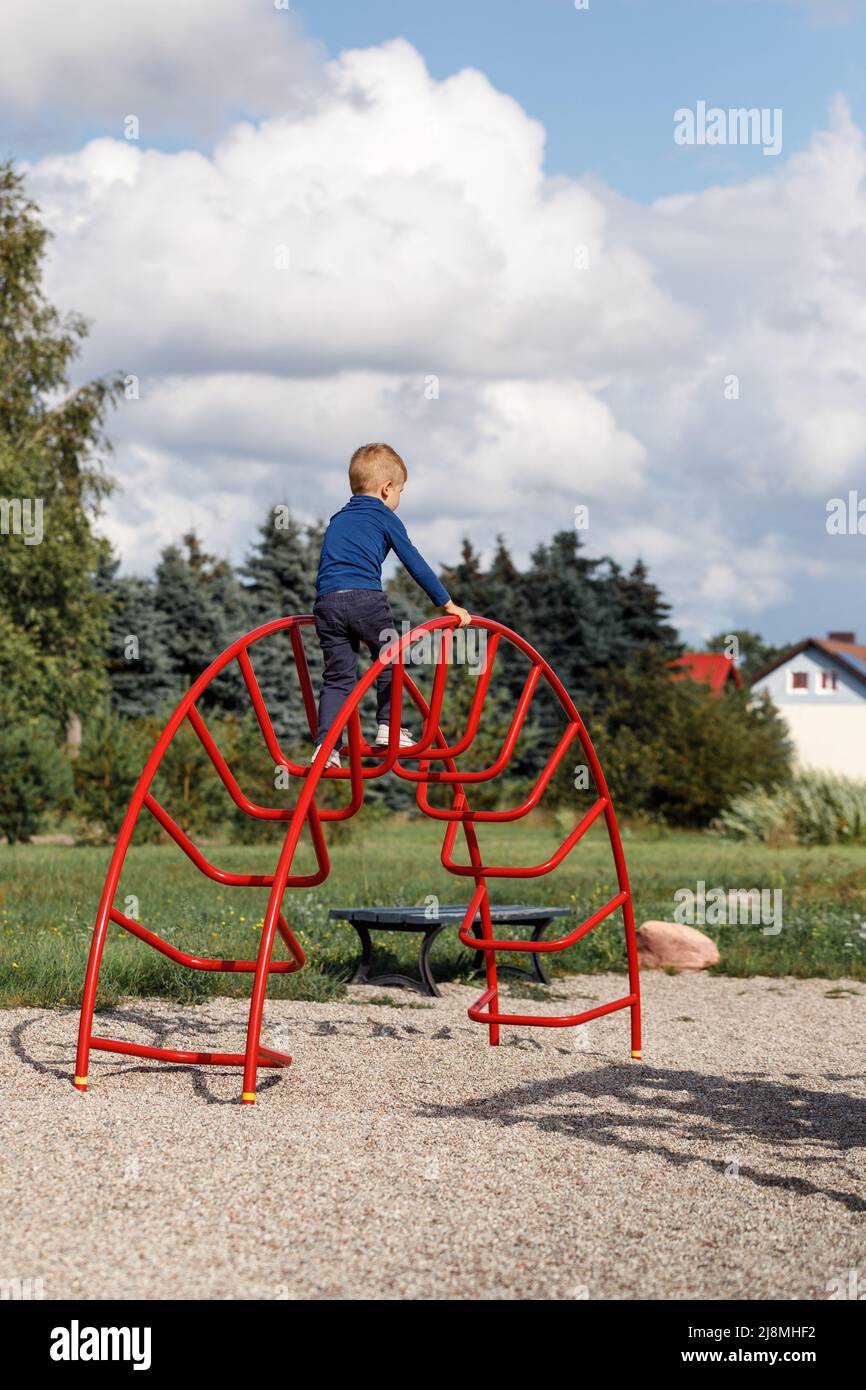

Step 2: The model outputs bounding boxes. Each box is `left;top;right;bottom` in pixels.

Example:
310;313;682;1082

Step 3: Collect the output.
788;670;809;693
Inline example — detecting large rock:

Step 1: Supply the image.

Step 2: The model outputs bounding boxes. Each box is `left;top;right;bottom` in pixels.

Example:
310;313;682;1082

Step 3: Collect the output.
636;920;720;972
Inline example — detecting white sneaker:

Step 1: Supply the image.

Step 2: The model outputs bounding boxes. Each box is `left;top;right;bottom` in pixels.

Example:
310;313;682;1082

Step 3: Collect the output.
310;745;341;769
375;723;415;748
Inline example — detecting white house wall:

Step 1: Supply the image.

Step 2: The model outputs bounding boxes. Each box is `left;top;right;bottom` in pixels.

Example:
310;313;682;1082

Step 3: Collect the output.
752;648;866;777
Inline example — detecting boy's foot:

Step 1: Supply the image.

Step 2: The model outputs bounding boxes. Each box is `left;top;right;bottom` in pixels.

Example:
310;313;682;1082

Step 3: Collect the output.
310;745;341;769
375;724;415;748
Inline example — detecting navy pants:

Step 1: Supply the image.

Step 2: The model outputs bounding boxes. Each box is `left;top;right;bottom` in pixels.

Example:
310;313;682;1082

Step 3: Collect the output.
313;589;397;749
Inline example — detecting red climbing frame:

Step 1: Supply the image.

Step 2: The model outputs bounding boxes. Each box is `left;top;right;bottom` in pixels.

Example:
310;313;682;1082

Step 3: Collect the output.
74;615;641;1103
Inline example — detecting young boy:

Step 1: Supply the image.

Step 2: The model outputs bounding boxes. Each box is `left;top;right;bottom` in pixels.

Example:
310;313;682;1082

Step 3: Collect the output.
311;443;471;768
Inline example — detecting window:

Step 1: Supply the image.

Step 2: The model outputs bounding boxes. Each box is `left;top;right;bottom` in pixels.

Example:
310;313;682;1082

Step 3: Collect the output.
818;670;838;694
788;670;809;693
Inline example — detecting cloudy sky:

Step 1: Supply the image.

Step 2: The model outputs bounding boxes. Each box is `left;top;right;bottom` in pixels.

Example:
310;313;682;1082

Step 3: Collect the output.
4;0;866;645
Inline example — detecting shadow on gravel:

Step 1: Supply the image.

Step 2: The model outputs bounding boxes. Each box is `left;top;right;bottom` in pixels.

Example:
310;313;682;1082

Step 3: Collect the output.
417;1064;866;1212
8;1009;285;1105
10;1009;866;1209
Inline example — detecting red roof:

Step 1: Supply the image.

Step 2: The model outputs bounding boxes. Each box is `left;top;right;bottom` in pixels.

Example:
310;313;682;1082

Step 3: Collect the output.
817;636;866;664
667;653;743;695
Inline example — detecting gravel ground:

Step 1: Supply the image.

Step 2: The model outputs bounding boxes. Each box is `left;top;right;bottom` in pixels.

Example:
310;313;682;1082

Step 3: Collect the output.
3;972;865;1301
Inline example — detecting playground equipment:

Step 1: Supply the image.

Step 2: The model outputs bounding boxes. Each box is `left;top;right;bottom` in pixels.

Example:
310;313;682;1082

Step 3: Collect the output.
74;615;642;1104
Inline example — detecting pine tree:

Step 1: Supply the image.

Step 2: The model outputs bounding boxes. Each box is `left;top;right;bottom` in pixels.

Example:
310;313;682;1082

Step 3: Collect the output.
519;530;611;712
154;533;251;715
238;507;321;744
242;507;315;618
602;558;681;661
440;539;488;615
95;554;178;718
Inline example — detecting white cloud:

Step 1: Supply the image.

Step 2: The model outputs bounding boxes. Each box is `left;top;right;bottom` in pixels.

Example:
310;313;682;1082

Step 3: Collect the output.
0;0;323;141
17;39;866;639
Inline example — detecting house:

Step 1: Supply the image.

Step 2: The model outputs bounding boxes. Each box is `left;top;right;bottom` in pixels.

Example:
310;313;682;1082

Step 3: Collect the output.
667;652;743;696
749;632;866;778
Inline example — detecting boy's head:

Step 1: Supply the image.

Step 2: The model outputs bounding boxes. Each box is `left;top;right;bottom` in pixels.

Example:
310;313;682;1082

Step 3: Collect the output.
349;443;406;511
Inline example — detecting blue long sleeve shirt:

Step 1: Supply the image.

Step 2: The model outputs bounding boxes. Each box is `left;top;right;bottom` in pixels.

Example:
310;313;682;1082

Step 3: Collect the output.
315;495;451;606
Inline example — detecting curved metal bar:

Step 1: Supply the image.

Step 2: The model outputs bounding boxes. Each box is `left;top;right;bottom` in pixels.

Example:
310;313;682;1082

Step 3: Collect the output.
457;889;627;953
407;629;501;761
236;648;294;769
90;1037;293;1068
144;794;279;884
390;663;543;784
74;611;642;1100
186;704;362;822
467;989;638;1029
441;792;609;876
290;623;319;741
416;723;579;821
109;906;304;973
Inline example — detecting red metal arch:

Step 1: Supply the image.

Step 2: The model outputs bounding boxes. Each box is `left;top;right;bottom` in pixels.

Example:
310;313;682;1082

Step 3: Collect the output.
74;615;641;1104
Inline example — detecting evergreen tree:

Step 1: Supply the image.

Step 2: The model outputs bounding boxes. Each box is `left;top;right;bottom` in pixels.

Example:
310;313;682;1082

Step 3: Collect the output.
95;553;177;717
603;558;681;660
242;507;316;618
487;536;530;631
440;539;490;618
239;507;321;744
72;708;155;841
0;716;74;842
153;532;251;715
519;530;615;716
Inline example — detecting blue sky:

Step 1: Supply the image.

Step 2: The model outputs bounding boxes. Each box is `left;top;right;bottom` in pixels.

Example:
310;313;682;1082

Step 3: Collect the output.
4;0;866;648
302;0;866;199
11;0;866;200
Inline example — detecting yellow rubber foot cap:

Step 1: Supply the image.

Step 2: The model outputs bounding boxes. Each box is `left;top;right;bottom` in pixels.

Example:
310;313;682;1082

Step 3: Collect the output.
241;1092;256;1104
630;1050;643;1060
74;1076;88;1087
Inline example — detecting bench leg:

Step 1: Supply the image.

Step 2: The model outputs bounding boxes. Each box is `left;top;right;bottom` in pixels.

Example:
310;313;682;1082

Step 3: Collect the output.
418;924;445;997
349;923;446;997
349;924;375;985
529;922;551;985
470;920;551;985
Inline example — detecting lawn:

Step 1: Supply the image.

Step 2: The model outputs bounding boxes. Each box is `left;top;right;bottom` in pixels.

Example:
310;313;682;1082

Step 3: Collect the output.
2;812;866;1008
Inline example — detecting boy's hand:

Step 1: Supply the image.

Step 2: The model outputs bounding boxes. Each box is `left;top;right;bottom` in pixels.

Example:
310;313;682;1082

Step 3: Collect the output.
443;599;471;627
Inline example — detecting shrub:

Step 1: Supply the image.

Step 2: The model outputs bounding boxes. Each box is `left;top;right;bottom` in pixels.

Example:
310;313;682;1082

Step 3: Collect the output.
581;651;792;826
73;709;155;841
712;784;794;845
716;771;866;846
0;717;75;843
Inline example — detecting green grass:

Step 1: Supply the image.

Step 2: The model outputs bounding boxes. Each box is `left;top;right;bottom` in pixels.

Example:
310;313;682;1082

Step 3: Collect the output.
2;815;866;1009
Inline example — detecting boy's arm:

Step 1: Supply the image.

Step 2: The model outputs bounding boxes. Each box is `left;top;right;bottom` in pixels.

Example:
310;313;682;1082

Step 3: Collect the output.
386;515;471;626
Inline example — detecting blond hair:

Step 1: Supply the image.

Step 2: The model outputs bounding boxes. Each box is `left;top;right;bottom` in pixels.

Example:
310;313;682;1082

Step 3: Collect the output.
349;443;407;495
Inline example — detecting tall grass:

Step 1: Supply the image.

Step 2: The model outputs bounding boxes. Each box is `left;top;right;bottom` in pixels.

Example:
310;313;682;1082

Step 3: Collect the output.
716;771;866;846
